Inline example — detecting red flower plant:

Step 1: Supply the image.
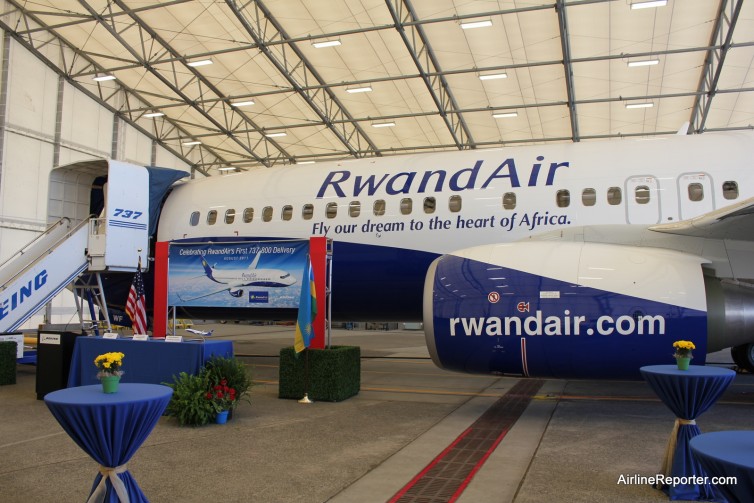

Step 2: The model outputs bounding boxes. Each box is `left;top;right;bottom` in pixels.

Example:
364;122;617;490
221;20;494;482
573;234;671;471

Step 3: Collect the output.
206;378;237;413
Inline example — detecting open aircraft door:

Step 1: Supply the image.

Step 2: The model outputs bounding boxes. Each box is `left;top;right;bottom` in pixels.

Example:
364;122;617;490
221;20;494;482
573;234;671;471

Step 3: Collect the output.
87;161;149;271
625;175;661;224
678;173;714;220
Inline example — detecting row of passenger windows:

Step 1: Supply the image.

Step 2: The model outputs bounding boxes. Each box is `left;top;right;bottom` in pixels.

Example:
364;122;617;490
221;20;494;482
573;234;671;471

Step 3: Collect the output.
189;181;740;226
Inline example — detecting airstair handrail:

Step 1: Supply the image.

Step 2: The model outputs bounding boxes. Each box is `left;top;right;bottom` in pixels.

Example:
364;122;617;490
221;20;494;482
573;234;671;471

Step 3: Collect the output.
0;217;91;292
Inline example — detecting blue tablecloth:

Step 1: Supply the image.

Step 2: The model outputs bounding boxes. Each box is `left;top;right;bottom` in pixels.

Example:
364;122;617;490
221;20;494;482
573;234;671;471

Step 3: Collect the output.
691;431;754;503
67;337;234;387
45;384;173;503
640;365;736;501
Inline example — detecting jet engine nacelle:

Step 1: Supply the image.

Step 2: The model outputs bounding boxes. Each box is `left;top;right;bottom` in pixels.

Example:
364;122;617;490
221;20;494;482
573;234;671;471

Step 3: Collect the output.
423;241;713;379
229;288;244;298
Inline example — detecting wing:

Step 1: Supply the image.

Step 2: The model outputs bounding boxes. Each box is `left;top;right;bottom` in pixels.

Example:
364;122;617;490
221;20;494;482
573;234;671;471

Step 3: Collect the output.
649;195;754;240
177;287;230;302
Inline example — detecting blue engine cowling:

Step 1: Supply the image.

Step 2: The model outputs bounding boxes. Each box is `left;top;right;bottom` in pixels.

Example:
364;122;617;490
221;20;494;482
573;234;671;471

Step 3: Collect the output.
423;241;709;380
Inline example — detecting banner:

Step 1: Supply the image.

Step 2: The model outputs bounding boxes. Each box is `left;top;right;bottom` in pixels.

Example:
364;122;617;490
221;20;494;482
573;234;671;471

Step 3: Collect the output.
168;240;309;308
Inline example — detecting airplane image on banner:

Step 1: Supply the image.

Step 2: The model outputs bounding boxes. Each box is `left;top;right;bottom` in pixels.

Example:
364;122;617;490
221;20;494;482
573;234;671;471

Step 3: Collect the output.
176;253;297;302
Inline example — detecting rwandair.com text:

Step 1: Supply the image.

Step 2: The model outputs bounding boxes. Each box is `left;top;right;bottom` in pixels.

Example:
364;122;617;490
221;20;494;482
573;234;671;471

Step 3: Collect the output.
449;311;665;337
617;474;737;487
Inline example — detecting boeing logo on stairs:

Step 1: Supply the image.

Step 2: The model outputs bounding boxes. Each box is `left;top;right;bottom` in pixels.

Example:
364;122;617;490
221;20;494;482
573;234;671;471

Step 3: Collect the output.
0;270;48;321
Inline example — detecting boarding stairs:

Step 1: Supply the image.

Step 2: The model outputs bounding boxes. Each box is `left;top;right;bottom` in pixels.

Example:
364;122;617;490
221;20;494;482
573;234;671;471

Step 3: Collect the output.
0;217;110;333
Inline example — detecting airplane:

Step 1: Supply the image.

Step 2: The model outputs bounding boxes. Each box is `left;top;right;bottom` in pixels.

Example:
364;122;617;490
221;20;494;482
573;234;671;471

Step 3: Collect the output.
185;328;214;337
129;130;754;379
176;253;297;302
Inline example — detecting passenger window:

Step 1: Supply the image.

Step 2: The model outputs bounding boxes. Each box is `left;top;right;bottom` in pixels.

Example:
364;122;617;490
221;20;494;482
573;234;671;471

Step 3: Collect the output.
502;192;516;210
607;187;622;205
207;210;217;225
302;204;314;220
635;186;650;205
424;197;436;214
688;183;704;202
373;199;386;216
400;198;412;215
449;195;462;212
326;202;337;219
282;205;293;221
224;209;235;224
190;211;200;226
556;190;570;208
349;201;361;217
723;181;739;200
243;208;254;223
582;188;596;207
262;206;273;222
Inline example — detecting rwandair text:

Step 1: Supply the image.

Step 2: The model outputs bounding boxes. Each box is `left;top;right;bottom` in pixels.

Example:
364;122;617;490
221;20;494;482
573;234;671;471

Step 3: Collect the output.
449;311;666;337
316;157;569;198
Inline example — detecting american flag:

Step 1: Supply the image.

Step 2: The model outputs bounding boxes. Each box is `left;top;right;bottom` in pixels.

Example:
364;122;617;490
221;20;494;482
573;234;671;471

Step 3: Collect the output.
125;259;148;334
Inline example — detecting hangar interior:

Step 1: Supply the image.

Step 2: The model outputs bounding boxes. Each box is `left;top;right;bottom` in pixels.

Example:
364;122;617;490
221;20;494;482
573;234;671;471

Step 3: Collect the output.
1;2;754;503
2;0;754;327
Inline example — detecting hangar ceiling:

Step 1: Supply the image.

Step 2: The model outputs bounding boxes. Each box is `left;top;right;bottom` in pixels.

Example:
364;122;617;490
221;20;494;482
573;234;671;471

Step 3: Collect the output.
1;0;753;175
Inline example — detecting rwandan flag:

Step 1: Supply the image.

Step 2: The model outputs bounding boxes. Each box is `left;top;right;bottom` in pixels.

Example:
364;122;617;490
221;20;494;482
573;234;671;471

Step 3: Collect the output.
294;256;317;353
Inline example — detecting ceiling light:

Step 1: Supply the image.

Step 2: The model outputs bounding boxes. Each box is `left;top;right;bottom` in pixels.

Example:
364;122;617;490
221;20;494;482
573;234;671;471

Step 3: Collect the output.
460;19;493;30
92;74;116;82
143;112;164;118
312;40;341;49
492;112;518;118
628;59;660;67
218;167;236;172
230;100;255;107
630;0;667;9
371;122;395;128
479;73;507;81
187;59;213;67
346;86;373;94
296;161;316;165
265;132;287;138
625;102;654;109
182;141;201;146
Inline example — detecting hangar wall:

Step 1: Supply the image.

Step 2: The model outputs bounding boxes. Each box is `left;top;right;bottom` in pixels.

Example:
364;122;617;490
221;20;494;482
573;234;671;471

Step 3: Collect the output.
0;33;192;329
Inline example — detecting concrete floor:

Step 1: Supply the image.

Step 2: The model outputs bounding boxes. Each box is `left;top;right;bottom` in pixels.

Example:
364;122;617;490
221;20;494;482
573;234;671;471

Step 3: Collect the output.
1;325;753;502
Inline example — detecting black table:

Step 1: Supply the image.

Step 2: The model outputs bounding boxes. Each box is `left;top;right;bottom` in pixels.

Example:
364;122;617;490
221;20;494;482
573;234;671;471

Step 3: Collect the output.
640;365;736;501
67;337;233;387
44;384;172;502
690;431;754;503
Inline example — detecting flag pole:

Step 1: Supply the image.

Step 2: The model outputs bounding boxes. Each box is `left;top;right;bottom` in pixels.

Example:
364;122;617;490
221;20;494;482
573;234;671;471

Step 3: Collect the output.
298;349;313;404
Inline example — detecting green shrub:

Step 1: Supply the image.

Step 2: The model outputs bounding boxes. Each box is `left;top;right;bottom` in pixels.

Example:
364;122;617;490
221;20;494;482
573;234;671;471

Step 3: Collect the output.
0;342;16;386
279;346;360;402
164;371;214;426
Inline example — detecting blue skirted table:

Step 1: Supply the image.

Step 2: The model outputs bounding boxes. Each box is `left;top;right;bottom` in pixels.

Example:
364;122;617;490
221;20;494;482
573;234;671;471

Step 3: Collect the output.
67;337;233;387
640;365;736;501
690;431;754;503
44;384;173;503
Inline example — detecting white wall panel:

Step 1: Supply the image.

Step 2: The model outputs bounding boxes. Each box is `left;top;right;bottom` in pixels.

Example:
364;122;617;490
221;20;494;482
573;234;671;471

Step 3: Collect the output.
155;147;190;172
6;41;57;138
122;123;154;166
60;81;113;155
1;132;54;222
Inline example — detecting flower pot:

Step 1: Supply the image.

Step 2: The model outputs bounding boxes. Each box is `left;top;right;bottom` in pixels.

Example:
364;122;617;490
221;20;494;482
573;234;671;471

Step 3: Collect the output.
100;375;120;393
676;357;691;371
215;410;229;424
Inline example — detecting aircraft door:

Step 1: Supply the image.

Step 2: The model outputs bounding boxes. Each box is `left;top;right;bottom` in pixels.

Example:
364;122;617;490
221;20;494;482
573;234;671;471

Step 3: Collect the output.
625;176;660;224
678;173;714;220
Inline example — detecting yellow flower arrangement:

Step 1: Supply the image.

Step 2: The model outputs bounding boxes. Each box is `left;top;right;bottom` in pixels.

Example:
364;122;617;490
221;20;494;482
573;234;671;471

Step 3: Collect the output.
673;340;695;359
94;352;125;378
